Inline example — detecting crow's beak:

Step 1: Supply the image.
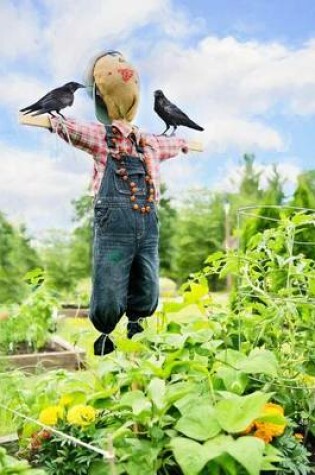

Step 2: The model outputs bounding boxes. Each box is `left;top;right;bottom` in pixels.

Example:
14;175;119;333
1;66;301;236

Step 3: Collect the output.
78;83;86;88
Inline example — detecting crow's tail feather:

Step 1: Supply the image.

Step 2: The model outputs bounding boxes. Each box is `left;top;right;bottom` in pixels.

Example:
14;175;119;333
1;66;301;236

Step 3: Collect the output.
187;118;204;131
31;109;47;116
20;102;40;113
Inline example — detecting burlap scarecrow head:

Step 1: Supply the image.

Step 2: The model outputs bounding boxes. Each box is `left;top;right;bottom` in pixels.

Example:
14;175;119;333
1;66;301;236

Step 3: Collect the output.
86;50;140;124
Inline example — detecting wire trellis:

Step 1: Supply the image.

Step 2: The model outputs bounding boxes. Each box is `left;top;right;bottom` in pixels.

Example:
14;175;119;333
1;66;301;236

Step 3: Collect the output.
235;205;315;392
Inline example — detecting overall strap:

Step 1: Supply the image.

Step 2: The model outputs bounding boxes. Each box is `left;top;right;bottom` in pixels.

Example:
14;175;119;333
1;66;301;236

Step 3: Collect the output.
105;125;116;150
129;131;145;159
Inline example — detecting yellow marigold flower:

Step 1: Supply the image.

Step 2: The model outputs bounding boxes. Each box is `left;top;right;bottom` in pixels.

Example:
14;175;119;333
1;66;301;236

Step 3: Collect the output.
254;428;273;444
59;394;74;407
263;403;284;415
294;433;304;442
67;405;96;426
39;406;63;426
298;374;315;388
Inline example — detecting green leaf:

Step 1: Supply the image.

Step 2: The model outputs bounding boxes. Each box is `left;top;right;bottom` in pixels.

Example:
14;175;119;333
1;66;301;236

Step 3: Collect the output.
215;367;248;394
203;434;234;460
238;349;278;377
115;338;146;353
226;436;265;475
120;390;152;416
89;460;111;475
168;304;205;323
216;349;247;367
175;403;221;441
205;251;224;263
147;378;166;412
215;392;270;433
170;437;209;475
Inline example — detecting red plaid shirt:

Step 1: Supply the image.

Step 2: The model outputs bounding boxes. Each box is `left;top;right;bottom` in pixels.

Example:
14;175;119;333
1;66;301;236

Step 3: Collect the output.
51;118;188;200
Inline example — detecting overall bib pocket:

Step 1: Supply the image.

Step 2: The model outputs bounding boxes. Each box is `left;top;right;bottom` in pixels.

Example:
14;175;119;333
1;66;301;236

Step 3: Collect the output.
113;157;146;196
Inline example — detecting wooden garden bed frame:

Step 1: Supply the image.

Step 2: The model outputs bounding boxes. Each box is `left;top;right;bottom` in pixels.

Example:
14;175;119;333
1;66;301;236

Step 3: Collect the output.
0;336;86;373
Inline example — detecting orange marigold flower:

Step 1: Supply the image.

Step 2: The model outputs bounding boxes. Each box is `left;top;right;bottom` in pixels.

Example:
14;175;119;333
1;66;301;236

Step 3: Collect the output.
255;421;285;437
254;428;273;444
256;402;286;437
242;422;255;435
240;402;286;441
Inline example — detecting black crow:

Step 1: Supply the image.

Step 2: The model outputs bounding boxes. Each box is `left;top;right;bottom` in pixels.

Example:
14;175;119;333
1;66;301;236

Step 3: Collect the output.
20;81;85;119
154;89;204;135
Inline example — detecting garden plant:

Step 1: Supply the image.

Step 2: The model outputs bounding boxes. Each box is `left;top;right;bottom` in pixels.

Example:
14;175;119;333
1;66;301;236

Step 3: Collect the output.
0;210;314;474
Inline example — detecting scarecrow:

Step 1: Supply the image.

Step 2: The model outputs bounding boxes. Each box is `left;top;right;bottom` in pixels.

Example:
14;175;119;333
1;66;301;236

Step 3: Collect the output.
19;51;203;355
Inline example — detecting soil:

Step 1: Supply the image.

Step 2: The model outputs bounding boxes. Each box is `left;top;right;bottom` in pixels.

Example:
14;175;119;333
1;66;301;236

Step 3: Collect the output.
6;341;61;355
61;304;89;309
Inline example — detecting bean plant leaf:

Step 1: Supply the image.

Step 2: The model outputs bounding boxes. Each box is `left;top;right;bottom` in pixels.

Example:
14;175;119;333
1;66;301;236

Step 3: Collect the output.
120;390;152;416
237;348;278;377
170;437;209;475
203;434;234;460
147;378;166;412
226;436;265;475
175;403;221;441
215;391;270;433
215;367;248;394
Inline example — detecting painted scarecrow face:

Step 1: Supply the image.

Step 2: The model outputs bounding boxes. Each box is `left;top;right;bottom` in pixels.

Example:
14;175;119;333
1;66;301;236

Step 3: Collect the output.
93;51;140;123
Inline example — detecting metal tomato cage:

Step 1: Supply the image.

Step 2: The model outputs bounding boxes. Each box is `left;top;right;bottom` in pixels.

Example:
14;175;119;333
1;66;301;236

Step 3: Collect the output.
235;204;315;399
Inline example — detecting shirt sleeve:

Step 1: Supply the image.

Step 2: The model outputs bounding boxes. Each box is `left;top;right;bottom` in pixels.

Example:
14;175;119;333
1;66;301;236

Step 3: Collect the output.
145;134;189;162
50;118;106;158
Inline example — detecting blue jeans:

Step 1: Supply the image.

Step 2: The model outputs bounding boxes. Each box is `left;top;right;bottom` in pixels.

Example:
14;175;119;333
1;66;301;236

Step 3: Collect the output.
89;153;159;336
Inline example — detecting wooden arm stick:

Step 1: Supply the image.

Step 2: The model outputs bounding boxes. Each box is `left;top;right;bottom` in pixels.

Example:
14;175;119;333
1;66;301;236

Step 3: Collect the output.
18;113;51;129
187;140;203;152
18;114;204;152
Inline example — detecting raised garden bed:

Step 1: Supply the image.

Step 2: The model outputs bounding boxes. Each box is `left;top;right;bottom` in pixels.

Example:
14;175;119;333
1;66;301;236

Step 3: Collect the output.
58;304;89;318
1;336;85;373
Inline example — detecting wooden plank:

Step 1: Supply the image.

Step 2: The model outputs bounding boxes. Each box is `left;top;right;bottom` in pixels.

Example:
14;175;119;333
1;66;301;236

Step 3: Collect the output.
0;336;86;373
0;433;18;445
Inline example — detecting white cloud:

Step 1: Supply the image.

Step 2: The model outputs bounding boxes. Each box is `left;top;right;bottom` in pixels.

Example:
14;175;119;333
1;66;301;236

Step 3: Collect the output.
160;153;203;196
0;140;92;235
203;118;284;153
43;0;167;78
0;0;41;60
0;74;48;110
142;36;315;152
147;36;315;116
217;160;300;194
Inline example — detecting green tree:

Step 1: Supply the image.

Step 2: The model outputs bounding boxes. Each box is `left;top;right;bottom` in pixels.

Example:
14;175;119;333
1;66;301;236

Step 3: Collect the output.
290;170;315;258
174;190;225;287
158;184;178;279
69;194;94;279
0;212;40;304
239;165;285;248
291;170;315;209
40;231;77;295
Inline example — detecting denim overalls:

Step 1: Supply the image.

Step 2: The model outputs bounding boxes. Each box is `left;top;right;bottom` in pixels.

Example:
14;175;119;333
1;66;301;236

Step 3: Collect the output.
89;126;159;351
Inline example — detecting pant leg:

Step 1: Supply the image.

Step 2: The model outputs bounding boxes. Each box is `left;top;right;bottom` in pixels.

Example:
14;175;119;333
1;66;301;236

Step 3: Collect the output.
126;212;159;320
89;224;135;334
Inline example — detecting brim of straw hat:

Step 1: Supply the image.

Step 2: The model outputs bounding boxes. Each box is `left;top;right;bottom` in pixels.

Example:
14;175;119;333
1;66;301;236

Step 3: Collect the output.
93;83;111;125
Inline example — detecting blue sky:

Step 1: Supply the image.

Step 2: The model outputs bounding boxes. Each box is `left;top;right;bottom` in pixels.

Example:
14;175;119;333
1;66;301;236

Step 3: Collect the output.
1;0;315;236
